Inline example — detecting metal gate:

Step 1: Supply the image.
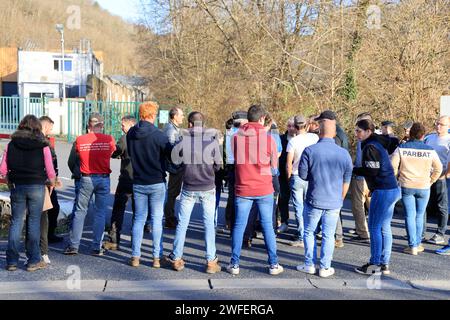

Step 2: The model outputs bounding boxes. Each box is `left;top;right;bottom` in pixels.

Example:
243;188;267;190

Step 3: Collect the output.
67;100;147;142
0;96;45;134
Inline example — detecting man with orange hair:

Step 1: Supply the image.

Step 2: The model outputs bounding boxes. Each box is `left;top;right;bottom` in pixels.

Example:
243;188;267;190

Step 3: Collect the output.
126;101;173;268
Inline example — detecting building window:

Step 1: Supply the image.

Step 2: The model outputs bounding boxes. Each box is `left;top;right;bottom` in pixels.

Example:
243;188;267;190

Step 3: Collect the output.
29;92;42;98
64;60;73;71
53;59;73;72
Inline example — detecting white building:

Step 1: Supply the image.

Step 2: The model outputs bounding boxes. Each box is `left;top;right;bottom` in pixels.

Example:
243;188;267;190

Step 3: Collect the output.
18;49;102;99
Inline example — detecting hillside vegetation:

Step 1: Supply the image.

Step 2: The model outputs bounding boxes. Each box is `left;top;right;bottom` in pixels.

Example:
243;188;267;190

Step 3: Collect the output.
0;0;139;74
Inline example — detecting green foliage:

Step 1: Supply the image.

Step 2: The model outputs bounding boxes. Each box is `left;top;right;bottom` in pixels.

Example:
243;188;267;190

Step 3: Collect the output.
339;68;358;102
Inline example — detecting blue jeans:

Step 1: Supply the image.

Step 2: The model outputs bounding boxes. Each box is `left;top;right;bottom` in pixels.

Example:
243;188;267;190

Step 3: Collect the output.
290;175;308;241
7;184;45;266
402;187;430;248
368;187;401;265
303;203;340;269
132;183;166;258
69;176;110;251
70;179;81;217
172;188;217;261
231;194;278;266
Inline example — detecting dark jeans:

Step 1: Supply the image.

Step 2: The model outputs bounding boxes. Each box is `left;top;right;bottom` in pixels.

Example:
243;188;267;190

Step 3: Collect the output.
47;189;60;237
277;173;290;224
108;179;135;245
424;179;448;237
244;175;279;241
164;171;184;222
7;184;45;266
225;165;236;229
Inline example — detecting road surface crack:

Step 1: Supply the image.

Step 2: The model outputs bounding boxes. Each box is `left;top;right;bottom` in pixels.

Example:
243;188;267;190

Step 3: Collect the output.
208;279;213;290
307;279;318;289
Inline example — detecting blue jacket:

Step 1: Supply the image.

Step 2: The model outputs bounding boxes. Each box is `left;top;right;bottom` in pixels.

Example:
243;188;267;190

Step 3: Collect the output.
127;120;173;185
299;138;353;210
353;134;398;191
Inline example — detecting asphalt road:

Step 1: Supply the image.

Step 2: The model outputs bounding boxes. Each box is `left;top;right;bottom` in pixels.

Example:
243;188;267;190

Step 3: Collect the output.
0;139;449;300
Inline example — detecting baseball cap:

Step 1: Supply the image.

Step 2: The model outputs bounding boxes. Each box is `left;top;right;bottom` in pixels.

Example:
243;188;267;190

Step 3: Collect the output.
232;111;248;120
294;115;306;126
88;112;104;124
315;110;336;121
381;120;395;127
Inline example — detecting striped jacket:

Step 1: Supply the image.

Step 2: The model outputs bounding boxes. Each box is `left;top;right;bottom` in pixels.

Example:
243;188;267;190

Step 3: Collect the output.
391;140;442;189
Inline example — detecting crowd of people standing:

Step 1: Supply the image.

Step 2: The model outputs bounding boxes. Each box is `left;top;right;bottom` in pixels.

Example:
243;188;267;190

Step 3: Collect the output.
1;102;449;277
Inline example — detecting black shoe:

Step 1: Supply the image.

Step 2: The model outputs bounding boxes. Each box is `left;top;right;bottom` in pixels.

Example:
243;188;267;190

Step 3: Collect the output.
63;246;78;255
48;235;64;243
355;263;381;275
352;236;370;243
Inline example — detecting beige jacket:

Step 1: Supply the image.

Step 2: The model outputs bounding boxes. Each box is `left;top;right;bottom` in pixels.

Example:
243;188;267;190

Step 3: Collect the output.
391;140;442;189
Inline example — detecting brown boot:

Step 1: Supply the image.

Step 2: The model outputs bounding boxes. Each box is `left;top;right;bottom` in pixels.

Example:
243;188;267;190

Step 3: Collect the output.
26;260;47;272
163;256;185;271
103;241;118;251
129;257;140;267
206;257;221;274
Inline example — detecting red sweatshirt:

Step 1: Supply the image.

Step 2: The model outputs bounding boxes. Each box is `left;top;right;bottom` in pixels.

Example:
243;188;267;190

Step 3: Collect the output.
232;122;277;197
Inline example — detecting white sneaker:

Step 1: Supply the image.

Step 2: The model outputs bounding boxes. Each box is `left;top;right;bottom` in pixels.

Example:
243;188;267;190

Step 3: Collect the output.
42;255;51;264
269;264;284;275
296;264;316;274
319;267;335;278
226;264;240;275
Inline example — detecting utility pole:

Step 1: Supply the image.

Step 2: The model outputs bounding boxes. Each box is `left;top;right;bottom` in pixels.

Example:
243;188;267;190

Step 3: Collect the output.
56;24;66;135
56;24;66;101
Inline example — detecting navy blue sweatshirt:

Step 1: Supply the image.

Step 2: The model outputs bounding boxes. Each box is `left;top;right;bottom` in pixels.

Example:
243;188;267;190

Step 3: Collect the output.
353;134;398;192
127;120;173;185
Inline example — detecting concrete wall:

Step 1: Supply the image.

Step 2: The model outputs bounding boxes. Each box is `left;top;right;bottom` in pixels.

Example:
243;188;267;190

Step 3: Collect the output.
86;75;145;102
45;99;80;136
21;83;60;99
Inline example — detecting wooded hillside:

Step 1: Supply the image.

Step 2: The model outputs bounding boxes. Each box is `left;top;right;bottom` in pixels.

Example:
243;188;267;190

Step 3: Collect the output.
0;0;139;74
138;0;450;133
